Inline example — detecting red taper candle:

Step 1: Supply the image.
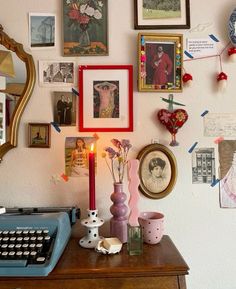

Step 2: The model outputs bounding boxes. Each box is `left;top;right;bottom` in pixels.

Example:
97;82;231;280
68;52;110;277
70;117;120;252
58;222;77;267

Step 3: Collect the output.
89;143;96;210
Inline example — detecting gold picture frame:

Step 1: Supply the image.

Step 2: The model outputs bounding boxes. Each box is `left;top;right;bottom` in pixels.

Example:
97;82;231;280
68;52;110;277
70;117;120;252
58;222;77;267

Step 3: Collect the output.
137;143;177;199
138;33;183;92
28;123;51;148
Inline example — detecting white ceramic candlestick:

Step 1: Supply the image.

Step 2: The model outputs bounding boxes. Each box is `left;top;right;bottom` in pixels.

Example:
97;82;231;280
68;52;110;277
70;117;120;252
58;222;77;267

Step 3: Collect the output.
79;209;104;249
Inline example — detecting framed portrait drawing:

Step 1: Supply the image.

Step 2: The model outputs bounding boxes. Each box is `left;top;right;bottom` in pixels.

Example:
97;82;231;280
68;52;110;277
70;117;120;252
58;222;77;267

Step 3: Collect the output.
138;33;183;92
137;143;177;199
78;65;133;132
63;0;108;56
28;123;51;148
134;0;190;29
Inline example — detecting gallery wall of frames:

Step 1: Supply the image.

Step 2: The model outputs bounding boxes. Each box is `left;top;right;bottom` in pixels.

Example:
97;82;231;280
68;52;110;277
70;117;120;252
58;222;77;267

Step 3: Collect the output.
1;1;236;289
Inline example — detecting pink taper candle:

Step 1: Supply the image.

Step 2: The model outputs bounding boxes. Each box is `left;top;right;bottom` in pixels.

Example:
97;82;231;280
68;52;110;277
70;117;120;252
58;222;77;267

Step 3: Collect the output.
127;159;140;226
89;143;96;210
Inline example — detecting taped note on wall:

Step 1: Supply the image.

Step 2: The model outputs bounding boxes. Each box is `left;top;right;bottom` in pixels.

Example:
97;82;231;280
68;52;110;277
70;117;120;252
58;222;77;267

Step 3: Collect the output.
186;38;217;58
204;113;236;137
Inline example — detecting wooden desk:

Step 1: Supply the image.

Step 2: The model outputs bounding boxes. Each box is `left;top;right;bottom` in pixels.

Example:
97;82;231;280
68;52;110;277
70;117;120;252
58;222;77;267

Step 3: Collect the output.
0;232;189;289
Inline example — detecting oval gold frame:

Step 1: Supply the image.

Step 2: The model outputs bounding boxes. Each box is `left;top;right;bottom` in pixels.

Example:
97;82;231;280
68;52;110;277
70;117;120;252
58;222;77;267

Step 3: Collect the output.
0;25;36;161
137;143;177;199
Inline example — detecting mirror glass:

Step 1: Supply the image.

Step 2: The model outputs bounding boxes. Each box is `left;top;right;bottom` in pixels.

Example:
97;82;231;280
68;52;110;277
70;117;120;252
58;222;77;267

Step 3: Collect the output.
0;24;36;161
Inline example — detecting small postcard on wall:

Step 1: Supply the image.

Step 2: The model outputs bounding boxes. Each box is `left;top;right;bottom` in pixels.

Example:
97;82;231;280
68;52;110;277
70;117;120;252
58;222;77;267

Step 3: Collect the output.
204;113;236;137
219;140;236;208
29;13;56;49
192;147;216;184
65;137;97;177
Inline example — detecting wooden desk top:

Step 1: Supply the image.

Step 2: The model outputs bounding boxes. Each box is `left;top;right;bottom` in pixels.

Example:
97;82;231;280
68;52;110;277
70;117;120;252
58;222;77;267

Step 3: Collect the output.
50;232;189;280
0;225;189;289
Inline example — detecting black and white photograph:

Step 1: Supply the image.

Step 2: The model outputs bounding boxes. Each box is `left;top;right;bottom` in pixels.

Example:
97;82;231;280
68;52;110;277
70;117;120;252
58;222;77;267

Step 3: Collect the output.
192;148;215;184
137;143;177;199
29;13;56;48
53;91;76;126
93;81;119;118
39;61;74;86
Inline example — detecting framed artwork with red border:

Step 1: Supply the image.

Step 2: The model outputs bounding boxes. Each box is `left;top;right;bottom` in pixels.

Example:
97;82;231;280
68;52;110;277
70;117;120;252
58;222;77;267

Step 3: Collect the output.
78;65;133;132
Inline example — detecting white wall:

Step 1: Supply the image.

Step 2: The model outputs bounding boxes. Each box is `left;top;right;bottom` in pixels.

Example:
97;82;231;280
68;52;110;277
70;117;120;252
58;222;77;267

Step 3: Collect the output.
1;1;236;288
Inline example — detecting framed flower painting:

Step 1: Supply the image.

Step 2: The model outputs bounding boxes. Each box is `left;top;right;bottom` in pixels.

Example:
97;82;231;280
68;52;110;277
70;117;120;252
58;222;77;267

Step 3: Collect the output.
63;0;108;56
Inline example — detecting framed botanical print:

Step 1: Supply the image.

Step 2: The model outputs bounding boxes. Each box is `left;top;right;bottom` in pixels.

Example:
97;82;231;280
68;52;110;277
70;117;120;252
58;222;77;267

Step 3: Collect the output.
138;33;183;92
137;143;177;199
63;0;108;56
134;0;190;29
78;65;133;132
28;123;51;148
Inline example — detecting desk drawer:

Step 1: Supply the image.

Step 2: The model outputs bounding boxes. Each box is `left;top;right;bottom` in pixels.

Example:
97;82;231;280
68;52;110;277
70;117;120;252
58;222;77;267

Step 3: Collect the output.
0;276;180;289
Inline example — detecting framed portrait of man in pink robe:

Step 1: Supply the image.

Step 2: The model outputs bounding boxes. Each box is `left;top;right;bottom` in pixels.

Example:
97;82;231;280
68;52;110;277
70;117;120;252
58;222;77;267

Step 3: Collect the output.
138;33;183;92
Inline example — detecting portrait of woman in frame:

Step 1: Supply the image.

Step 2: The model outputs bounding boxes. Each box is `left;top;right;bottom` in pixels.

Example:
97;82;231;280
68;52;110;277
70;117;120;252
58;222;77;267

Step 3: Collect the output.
138;33;183;92
137;143;177;199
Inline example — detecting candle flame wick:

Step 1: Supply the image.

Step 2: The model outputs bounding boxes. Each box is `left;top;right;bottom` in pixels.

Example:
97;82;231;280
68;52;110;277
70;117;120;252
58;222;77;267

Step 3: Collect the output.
90;143;94;152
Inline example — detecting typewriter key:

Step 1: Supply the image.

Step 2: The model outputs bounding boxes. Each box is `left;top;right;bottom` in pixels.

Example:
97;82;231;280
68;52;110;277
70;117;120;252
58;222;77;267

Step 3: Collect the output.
9;251;16;258
9;237;16;243
16;251;23;258
36;256;46;264
15;244;22;251
1;251;8;258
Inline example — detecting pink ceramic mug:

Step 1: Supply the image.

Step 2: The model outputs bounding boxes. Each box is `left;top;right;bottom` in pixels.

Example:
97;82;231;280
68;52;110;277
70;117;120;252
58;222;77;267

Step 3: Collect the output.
138;212;164;244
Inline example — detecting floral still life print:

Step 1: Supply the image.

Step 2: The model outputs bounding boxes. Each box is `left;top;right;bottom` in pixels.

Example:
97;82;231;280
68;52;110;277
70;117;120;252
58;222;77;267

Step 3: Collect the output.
63;0;108;56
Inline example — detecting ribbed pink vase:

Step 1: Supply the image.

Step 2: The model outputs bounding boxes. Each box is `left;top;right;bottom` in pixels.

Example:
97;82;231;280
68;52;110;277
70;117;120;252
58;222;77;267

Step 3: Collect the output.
110;182;128;243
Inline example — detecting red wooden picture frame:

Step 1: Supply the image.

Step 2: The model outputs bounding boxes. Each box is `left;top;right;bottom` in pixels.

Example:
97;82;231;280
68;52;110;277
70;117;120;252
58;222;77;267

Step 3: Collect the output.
78;65;133;132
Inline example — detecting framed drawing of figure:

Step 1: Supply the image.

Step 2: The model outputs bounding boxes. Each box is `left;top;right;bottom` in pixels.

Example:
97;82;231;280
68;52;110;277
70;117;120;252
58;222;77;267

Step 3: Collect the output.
78;65;133;132
138;33;183;92
137;143;177;199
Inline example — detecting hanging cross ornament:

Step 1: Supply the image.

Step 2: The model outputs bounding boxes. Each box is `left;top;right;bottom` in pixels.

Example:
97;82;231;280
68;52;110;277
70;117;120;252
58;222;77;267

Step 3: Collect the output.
157;94;188;146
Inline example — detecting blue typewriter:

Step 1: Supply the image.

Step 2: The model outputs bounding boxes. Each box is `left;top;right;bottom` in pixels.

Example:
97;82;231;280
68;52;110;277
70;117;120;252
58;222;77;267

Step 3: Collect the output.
0;206;79;277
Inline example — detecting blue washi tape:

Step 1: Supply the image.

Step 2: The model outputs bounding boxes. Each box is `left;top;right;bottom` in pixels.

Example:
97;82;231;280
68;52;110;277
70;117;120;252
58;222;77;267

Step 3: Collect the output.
184;50;194;59
211;178;220;187
188;142;198;153
209;34;219;42
201;110;209;117
51;122;61;133
72;88;79;96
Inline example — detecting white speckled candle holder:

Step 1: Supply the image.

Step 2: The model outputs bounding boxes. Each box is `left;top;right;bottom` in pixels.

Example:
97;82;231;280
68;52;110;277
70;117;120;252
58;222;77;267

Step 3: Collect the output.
79;209;104;249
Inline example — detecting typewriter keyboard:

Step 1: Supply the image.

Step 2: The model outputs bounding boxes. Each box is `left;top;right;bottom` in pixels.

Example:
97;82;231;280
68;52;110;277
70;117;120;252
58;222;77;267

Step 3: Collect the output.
0;229;54;267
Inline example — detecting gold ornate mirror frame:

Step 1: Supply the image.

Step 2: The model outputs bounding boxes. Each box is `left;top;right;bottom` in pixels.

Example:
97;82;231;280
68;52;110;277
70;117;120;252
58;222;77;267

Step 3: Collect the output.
0;24;36;161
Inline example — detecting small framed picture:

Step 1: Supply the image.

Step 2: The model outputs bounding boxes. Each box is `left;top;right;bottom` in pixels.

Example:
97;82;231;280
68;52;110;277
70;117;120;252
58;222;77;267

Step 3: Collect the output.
38;60;75;86
137;143;177;199
28;123;51;148
53;91;76;126
29;13;56;49
134;0;190;30
138;33;183;92
78;65;133;132
63;0;108;56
